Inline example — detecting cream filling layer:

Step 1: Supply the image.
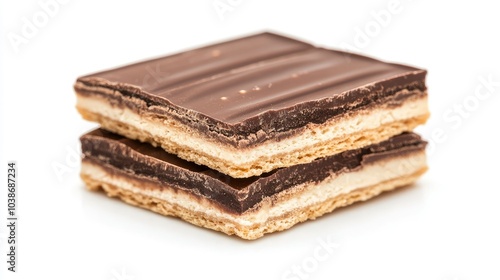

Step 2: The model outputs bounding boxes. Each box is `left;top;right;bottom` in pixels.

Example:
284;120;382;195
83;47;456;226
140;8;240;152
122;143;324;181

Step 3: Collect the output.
76;93;428;166
81;150;426;227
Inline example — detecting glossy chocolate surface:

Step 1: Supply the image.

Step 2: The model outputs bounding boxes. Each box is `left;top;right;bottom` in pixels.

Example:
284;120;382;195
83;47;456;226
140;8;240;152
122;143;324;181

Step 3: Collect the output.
76;33;426;143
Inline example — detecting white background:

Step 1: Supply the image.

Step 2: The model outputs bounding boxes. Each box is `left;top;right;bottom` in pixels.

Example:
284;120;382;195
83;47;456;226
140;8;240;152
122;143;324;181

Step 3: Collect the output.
1;1;500;279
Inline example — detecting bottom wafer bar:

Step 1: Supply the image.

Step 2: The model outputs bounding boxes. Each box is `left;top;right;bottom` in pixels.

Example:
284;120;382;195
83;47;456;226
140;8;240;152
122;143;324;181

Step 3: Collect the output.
80;129;427;240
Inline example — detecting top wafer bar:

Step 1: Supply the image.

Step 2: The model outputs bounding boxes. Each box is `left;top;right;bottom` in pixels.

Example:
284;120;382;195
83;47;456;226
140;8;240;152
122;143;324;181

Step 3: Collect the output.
75;32;429;178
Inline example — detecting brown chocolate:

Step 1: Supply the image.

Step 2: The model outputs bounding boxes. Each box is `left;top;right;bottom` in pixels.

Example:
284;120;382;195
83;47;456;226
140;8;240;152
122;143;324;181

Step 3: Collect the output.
81;129;426;214
75;32;426;147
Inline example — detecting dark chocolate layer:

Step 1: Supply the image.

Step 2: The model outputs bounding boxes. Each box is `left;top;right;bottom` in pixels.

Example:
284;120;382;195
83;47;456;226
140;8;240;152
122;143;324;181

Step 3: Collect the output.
76;32;427;145
81;129;426;214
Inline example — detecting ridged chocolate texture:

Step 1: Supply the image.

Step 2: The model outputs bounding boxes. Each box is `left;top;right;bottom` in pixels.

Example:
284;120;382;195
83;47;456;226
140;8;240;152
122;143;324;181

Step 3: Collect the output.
76;32;427;143
81;129;427;214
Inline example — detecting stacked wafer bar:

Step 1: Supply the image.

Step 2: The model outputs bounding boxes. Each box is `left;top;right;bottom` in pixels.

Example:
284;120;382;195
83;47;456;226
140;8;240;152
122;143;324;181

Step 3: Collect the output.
75;33;429;239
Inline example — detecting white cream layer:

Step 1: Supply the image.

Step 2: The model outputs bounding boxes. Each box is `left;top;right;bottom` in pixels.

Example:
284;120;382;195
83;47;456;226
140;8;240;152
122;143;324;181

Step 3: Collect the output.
76;93;428;166
81;150;426;227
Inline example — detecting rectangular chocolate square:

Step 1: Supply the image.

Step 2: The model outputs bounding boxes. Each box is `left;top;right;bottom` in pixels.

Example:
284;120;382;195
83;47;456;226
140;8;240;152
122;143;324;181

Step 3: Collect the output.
81;129;427;239
75;32;429;177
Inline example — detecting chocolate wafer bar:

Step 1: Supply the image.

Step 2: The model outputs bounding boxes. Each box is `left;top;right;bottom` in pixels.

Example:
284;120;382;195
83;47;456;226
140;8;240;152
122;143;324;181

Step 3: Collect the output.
80;129;427;240
75;32;429;178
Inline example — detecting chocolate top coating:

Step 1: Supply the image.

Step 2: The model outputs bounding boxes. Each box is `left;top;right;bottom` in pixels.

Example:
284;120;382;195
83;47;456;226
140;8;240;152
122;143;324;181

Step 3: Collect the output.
81;129;426;214
77;33;426;133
